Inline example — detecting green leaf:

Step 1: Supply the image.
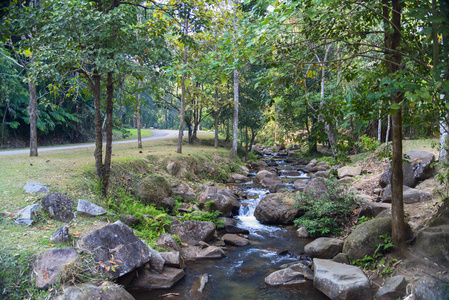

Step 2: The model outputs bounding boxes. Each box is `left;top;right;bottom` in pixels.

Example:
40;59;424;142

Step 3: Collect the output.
220;73;228;86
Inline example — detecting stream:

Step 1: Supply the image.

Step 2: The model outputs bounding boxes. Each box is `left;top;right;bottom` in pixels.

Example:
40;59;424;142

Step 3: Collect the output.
133;156;328;300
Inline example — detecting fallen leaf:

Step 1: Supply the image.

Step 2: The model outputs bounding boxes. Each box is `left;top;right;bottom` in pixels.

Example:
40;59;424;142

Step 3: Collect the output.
116;259;122;263
9;213;14;217
73;231;81;235
105;266;110;271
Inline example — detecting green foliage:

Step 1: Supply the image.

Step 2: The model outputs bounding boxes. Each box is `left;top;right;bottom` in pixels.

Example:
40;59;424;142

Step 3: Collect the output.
351;234;395;276
357;134;379;152
246;150;259;162
357;215;373;225
293;179;359;237
179;209;224;229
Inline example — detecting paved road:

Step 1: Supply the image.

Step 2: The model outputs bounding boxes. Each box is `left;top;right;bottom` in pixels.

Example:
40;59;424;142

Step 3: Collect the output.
0;129;185;156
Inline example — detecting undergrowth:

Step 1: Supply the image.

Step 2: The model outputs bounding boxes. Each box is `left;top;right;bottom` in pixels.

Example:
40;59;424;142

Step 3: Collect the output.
293;178;360;237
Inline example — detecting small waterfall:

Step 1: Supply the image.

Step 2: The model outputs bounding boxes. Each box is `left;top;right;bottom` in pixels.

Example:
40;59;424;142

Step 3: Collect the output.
236;187;282;234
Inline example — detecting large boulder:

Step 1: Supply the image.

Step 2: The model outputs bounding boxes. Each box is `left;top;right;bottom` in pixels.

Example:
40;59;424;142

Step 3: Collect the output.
304;237;344;259
130;266;185;289
379;150;435;188
412;274;449;300
170;221;216;245
41;193;75;223
77;221;151;279
197;186;239;216
250;160;268;171
343;217;412;260
56;283;134;300
222;233;249;247
171;182;195;201
155;233;181;252
313;258;372;300
293;179;307;192
76;199;107;216
254;193;303;225
136;175;172;207
34;248;80;289
414;225;449;267
382;184;432;204
254;170;284;192
337;166;362;179
303;177;329;195
231;174;250;183
358;202;391;219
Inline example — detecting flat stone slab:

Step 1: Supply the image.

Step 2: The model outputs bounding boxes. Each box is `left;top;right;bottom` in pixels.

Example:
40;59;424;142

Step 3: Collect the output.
130;266;185;289
304;237;343;259
313;258;372;300
24;182;49;194
222;234;249;247
34;247;80;290
77;199;107;216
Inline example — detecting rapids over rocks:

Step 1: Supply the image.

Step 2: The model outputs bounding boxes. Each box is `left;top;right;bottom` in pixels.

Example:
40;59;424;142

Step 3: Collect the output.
132;154;328;300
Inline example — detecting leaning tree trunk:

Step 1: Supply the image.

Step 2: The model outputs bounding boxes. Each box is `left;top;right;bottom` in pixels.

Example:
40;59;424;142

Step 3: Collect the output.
383;0;405;249
28;79;38;157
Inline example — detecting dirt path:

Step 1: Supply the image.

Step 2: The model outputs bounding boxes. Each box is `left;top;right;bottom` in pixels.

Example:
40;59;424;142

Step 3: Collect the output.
0;129;186;156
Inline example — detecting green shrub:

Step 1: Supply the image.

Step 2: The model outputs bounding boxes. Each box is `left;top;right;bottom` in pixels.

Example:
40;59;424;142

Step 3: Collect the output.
246;150;259;162
357;134;379;152
293;178;360;237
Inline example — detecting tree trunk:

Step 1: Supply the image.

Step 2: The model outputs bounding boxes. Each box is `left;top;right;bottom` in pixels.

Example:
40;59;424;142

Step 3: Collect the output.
137;82;142;149
317;44;336;156
214;88;219;149
102;71;114;195
177;19;188;154
231;0;239;156
93;72;103;180
225;118;230;142
383;0;405;249
28;80;38;157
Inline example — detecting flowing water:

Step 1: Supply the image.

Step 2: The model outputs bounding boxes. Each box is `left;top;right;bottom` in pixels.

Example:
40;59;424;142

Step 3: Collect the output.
132;157;328;300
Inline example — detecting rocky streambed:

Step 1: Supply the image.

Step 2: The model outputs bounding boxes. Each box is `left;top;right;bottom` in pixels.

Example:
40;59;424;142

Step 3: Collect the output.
10;145;449;300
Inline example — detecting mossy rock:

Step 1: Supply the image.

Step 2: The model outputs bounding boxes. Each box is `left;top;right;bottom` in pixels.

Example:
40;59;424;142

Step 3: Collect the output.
343;217;412;260
136;175;172;207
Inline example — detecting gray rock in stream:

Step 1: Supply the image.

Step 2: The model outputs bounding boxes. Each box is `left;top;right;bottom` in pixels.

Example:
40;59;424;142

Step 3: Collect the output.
304;237;344;259
254;193;304;225
130;266;185;289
